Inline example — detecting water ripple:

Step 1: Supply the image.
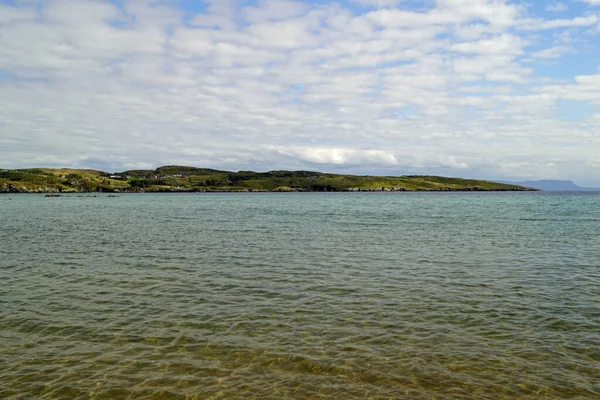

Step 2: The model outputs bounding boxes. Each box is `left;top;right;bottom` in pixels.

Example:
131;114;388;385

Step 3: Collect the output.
1;192;599;399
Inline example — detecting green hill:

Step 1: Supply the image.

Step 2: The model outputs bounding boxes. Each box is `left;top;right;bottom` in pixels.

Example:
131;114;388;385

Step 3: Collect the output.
0;166;536;193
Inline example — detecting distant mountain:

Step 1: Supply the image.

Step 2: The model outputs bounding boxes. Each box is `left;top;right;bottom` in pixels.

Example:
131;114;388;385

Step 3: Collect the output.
0;166;535;193
496;180;600;191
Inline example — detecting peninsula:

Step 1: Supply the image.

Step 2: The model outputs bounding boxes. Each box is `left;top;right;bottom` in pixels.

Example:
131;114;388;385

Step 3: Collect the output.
0;166;535;193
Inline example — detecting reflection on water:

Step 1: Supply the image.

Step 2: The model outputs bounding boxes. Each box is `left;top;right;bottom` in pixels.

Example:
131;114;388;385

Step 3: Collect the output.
1;192;599;399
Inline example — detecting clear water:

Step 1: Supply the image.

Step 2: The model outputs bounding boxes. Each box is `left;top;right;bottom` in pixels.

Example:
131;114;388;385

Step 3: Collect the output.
1;192;599;399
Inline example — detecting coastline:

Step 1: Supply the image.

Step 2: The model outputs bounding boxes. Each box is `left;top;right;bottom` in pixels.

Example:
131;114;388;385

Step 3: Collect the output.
0;185;536;194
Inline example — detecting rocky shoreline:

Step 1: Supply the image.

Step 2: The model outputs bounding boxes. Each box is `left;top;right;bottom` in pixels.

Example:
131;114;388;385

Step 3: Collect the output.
1;183;535;194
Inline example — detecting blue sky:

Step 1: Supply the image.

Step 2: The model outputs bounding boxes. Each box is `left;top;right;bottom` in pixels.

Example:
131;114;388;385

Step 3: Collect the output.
0;0;599;185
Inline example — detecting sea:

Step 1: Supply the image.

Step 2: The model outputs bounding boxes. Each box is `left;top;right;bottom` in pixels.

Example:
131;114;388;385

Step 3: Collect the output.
1;192;599;399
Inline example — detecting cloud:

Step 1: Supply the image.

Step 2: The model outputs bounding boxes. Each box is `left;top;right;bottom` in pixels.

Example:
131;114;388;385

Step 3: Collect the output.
351;0;401;8
529;45;571;59
546;2;568;12
450;34;523;55
243;0;309;23
521;15;600;31
0;3;36;23
270;146;399;166
0;0;599;185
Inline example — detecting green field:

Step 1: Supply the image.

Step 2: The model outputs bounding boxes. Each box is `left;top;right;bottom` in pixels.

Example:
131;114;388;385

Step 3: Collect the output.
0;166;535;193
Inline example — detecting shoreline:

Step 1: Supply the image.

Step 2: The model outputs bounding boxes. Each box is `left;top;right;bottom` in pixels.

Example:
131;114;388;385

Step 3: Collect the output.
1;186;537;194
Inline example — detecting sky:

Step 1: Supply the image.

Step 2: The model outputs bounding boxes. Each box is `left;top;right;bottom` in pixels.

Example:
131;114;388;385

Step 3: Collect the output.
0;0;599;185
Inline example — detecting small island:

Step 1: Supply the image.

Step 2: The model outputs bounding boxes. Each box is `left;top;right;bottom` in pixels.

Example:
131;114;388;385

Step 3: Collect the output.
0;166;536;193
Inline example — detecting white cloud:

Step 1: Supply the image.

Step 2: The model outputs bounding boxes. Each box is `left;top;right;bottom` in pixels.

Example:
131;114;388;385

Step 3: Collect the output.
546;2;568;12
351;0;402;9
0;0;599;185
270;146;399;165
245;18;320;49
436;0;522;27
243;0;309;23
520;15;600;30
0;3;36;23
529;45;571;59
450;34;523;55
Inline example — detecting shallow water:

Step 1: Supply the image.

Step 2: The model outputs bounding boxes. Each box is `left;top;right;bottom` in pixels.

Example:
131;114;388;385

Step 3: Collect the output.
1;192;599;399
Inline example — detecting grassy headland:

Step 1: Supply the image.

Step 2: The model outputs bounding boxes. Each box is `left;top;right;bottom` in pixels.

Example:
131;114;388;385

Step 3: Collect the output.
0;166;535;193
